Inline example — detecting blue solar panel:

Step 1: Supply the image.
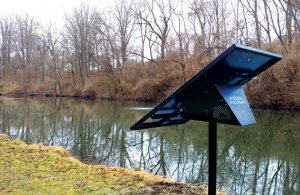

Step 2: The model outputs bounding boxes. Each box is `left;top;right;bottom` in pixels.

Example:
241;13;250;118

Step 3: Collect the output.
131;44;283;130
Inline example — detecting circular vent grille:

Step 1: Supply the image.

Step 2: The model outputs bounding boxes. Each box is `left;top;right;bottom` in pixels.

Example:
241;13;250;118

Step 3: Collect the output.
213;105;232;122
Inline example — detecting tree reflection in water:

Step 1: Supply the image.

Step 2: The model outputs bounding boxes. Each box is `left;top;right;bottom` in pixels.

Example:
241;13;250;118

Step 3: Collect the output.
0;98;299;194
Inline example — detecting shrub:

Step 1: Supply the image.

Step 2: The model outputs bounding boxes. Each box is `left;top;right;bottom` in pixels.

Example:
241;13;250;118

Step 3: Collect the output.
81;85;98;98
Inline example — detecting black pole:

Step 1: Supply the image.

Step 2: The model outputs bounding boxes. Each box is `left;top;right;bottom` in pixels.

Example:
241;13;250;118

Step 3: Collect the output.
208;121;217;195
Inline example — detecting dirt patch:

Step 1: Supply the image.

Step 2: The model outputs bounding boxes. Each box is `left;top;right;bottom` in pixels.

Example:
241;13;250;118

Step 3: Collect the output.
121;181;214;195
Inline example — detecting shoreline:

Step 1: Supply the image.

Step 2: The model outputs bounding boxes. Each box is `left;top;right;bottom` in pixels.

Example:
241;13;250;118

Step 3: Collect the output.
0;134;226;194
1;94;300;111
0;134;171;194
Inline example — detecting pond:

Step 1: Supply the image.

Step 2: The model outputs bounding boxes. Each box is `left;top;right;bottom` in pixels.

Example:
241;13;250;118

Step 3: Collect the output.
1;97;299;194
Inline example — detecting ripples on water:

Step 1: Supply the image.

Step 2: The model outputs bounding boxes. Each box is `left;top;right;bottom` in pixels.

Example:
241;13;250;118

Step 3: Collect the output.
128;107;153;110
0;97;299;195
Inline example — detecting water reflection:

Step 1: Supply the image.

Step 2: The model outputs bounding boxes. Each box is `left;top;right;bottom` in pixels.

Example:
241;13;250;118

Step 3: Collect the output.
128;107;153;110
0;98;300;194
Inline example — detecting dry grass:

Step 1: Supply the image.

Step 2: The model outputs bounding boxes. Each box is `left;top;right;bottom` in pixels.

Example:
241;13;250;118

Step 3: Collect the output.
1;42;300;108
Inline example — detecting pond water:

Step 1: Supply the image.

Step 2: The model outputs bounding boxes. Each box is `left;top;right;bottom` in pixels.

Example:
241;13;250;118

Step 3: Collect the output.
1;97;300;194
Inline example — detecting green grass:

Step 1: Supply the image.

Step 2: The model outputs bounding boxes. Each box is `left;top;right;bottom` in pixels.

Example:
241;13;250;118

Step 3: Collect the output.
0;134;172;194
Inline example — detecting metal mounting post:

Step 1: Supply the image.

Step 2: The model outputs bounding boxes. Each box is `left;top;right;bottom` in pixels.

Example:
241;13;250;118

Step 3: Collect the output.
208;122;217;195
130;44;283;194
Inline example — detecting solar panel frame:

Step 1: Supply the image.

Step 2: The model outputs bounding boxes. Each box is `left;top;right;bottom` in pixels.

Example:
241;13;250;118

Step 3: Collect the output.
130;43;283;130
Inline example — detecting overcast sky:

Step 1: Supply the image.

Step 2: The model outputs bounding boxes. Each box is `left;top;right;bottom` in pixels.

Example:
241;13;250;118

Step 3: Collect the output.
0;0;113;27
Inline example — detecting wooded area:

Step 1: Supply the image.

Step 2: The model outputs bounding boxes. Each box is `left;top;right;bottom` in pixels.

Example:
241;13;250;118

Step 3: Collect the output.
1;0;300;107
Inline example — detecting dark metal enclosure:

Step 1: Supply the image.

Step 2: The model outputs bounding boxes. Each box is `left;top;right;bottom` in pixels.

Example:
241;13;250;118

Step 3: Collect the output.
130;43;283;195
131;43;283;130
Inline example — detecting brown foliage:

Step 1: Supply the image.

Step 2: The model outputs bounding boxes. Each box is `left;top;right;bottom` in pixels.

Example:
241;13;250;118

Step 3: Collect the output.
244;43;300;108
1;38;299;109
81;85;98;99
0;43;295;108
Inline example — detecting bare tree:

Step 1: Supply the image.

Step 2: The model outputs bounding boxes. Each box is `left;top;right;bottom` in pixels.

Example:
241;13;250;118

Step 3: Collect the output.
267;0;288;52
15;14;38;69
0;16;15;82
111;0;136;70
133;0;148;70
63;3;97;86
187;0;231;54
262;0;272;44
186;0;207;52
240;0;262;48
278;0;294;50
37;21;63;95
34;34;47;82
94;11;125;96
171;4;191;84
135;0;178;61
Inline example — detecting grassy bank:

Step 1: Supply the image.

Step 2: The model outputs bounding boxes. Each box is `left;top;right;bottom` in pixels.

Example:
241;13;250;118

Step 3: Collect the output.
0;134;174;194
0;134;228;194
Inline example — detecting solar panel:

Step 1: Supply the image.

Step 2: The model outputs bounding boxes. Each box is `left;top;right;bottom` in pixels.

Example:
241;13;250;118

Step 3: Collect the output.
131;43;283;130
